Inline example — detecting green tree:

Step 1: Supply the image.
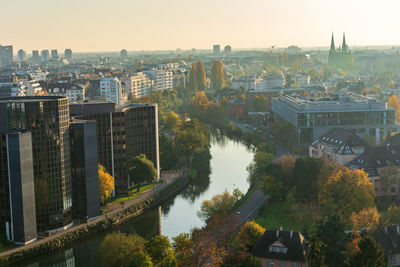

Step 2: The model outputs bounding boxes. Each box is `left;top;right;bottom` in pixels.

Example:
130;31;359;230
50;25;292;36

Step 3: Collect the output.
196;61;207;91
127;251;153;267
163;110;181;131
172;233;193;266
379;163;399;198
254;95;267;112
145;235;175;267
346;235;389;267
311;215;347;267
189;63;198;93
159;134;179;171
129;154;157;191
99;232;150;267
260;175;285;198
211;60;225;89
307;236;326;267
247;151;274;185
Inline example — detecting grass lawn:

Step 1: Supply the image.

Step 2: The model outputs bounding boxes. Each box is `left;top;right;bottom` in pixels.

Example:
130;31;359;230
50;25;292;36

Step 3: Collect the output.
108;183;158;205
255;200;302;232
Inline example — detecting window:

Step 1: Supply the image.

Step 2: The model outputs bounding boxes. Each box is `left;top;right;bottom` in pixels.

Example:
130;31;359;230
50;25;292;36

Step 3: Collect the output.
293;263;298;267
279;261;285;267
268;261;274;267
390;255;396;264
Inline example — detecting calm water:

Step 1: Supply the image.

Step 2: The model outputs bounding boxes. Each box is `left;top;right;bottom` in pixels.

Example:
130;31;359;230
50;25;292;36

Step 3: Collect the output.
19;135;254;267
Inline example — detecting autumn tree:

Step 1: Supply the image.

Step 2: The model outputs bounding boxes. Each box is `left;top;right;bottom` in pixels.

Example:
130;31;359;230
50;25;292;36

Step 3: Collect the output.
260;175;285;198
379;163;399;198
129;154;157;191
381;205;400;225
162;110;181;131
319;167;376;220
346;235;389;267
276;155;297;178
350;207;380;233
211;60;225;89
173;233;193;266
388;95;400;121
198;190;239;221
237;220;265;249
98;164;114;203
196;61;207;91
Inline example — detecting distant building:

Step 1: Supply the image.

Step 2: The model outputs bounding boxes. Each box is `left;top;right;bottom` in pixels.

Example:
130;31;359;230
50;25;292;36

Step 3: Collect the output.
233;72;286;91
100;77;126;105
121;72;152;98
213;44;220;55
71;102;160;194
17;49;26;62
23;80;44;96
372;225;400;266
309;128;369;165
120;49;128;58
0;131;37;245
46;80;89;102
51;49;58;60
251;229;307;267
0;96;73;232
272;93;397;144
64;49;72;61
41;50;49;62
0;82;26;97
143;68;173;92
0;45;13;67
328;33;353;66
224;45;232;53
70;120;101;220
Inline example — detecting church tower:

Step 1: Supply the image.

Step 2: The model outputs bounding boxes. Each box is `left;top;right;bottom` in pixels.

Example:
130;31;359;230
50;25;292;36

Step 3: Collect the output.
342;33;348;53
330;33;335;52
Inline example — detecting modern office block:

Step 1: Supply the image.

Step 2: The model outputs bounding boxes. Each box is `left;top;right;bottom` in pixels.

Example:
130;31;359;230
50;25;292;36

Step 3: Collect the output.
70;120;101;220
0;96;72;232
0;131;37;245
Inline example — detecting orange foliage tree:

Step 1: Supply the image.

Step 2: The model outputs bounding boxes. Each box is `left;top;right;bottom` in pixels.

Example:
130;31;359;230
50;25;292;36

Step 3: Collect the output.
98;164;115;203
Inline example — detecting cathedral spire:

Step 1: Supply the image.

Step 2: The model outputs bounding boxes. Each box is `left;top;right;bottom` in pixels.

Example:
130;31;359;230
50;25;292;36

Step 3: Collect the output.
342;33;347;53
330;33;335;51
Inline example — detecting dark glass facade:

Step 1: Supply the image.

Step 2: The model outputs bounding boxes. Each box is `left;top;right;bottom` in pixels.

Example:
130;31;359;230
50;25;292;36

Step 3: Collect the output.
75;104;159;194
0;96;72;232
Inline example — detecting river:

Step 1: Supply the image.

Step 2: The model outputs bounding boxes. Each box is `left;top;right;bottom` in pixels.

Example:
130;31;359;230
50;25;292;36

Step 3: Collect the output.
19;135;254;267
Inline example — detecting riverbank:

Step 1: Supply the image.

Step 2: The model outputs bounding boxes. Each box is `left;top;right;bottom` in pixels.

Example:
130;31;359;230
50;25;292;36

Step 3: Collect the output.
0;171;191;266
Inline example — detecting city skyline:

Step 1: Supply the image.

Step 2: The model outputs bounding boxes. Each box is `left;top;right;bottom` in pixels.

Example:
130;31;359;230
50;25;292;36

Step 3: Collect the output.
2;0;400;52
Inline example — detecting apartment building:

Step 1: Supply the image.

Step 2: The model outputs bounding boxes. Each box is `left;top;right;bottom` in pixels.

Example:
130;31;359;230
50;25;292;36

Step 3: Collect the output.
122;72;152;98
143;68;173;92
100;77;126;105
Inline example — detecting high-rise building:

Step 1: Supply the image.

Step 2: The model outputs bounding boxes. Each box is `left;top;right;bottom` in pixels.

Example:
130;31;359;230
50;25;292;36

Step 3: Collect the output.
51;49;58;60
41;50;49;62
213;44;220;55
32;50;39;59
64;49;72;61
120;49;128;58
0;96;73;232
100;77;126;105
0;131;37;245
0;45;13;67
224;45;232;53
143;68;173;92
17;49;26;62
70;120;100;220
122;72;152;98
71;102;160;194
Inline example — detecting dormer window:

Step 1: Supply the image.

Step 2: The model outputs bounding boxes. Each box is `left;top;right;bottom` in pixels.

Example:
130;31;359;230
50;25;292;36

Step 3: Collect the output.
269;246;288;253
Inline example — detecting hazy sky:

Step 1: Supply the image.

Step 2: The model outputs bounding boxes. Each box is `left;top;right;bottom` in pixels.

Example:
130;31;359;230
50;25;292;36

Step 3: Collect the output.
1;0;400;52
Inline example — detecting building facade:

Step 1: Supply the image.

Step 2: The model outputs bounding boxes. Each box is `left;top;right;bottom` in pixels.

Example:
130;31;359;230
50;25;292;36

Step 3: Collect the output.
64;49;72;61
17;49;26;62
0;45;13;67
122;72;152;98
72;103;159;194
143;68;173;92
0;96;73;232
100;77;126;105
272;93;397;144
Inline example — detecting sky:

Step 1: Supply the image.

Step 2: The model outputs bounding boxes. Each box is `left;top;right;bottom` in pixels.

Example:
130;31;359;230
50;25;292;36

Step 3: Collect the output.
1;0;400;52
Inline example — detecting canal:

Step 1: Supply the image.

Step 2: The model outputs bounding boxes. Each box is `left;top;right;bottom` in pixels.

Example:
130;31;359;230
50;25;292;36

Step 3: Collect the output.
19;135;254;267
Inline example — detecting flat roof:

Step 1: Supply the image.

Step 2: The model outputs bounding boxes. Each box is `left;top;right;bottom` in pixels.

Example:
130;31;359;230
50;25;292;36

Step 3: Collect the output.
0;96;67;103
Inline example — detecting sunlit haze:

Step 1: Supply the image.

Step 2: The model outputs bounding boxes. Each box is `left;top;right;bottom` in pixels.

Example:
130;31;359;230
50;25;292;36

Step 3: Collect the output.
2;0;400;52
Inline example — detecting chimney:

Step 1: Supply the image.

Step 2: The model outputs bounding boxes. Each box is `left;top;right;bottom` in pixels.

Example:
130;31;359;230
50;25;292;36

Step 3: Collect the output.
385;226;388;233
280;225;283;231
397;225;400;235
290;231;293;238
276;230;279;239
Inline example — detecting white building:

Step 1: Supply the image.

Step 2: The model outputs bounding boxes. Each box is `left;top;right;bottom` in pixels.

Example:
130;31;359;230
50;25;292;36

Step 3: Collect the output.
41;50;49;62
23;80;44;96
100;77;126;105
292;73;310;87
143;67;173;92
232;75;259;90
122;72;152;98
256;73;286;90
0;82;26;97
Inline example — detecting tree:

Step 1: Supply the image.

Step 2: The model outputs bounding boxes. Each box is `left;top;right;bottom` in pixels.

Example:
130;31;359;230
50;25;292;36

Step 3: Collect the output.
98;164;114;203
222;249;261;267
319;167;376;220
211;60;224;89
381;205;400;225
163;111;181;131
254;95;267;112
247;151;274;185
350;207;380;233
346;235;389;267
276;155;297;178
260;175;285;198
129;154;157;191
237;220;265;249
127;251;153;267
189;63;198;93
307;236;326;267
159;134;179;171
311;215;347;267
145;235;175;267
196;61;207;91
198;191;239;221
98;232;150;267
173;233;193;267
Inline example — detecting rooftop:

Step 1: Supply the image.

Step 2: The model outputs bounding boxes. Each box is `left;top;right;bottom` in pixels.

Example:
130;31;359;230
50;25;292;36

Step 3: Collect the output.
0;96;67;103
